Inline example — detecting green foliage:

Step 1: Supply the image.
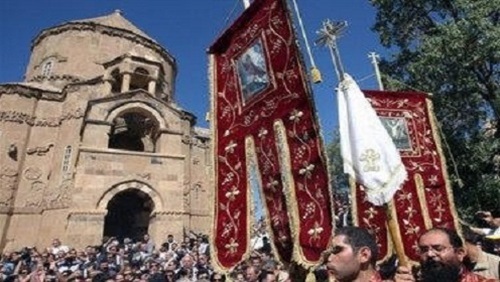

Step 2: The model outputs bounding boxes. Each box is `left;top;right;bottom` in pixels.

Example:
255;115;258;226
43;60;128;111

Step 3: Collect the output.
371;0;500;218
325;129;349;198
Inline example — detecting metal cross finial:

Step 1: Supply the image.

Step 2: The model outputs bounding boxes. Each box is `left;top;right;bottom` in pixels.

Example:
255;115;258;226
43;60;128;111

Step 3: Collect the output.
315;20;347;47
315;20;348;82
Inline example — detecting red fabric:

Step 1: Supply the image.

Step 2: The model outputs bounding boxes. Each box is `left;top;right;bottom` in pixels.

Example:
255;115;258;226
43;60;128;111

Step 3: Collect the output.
353;90;459;262
460;269;499;282
209;0;333;269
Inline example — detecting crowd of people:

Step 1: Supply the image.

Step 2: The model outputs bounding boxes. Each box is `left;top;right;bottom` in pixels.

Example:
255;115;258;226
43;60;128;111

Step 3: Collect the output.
317;210;500;282
0;209;498;282
0;230;293;282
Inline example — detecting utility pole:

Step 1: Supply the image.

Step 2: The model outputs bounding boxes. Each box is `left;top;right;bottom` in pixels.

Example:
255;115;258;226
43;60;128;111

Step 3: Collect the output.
369;52;384;90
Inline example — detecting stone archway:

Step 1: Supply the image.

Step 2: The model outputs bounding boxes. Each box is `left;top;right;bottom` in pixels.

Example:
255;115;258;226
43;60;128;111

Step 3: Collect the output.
97;180;163;242
103;188;153;241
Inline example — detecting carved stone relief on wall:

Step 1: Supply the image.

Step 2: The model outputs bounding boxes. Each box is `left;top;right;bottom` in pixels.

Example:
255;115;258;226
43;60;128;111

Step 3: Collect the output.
25;181;46;207
21;177;74;209
0;108;84;127
136;172;151;180
192;157;200;165
191;182;205;199
42;178;74;209
183;179;190;209
27;143;54;156
0;167;17;207
23;167;42;181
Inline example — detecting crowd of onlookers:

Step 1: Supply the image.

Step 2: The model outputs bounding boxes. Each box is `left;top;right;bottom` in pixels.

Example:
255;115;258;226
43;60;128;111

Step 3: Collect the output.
0;233;222;282
0;208;498;282
0;226;292;282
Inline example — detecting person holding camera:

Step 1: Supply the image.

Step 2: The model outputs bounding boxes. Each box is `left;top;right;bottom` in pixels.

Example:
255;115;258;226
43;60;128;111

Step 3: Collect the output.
470;211;500;238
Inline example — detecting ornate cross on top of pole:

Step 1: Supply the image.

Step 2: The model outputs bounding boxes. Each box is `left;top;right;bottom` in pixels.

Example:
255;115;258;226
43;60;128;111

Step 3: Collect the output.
315;20;348;82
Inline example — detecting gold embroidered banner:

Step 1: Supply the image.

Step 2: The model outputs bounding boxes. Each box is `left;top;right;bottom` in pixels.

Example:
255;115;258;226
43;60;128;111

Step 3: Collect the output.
209;0;334;270
353;90;460;263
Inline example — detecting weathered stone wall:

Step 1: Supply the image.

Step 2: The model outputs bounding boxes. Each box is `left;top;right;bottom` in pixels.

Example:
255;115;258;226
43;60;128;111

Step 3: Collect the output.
0;12;212;252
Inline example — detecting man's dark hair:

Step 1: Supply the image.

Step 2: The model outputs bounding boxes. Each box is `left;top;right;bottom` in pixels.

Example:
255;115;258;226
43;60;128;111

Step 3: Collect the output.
422;227;463;248
491;209;500;218
335;226;378;266
461;226;483;245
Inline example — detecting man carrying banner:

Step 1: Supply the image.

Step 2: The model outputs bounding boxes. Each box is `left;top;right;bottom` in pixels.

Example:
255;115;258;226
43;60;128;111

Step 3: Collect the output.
325;226;383;282
394;228;498;282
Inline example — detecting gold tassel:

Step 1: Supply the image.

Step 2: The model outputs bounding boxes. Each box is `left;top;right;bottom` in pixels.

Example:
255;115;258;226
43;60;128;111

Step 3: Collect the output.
305;269;316;282
311;66;322;84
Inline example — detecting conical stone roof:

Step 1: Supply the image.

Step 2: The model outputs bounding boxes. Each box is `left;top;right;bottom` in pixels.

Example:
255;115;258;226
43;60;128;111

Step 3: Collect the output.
70;9;156;43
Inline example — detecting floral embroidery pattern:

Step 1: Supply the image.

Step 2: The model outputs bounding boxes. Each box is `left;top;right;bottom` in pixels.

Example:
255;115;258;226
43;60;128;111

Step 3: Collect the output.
354;91;459;263
211;0;333;269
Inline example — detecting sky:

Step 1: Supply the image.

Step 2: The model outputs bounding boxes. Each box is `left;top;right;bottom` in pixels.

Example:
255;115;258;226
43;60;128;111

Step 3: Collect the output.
0;0;388;141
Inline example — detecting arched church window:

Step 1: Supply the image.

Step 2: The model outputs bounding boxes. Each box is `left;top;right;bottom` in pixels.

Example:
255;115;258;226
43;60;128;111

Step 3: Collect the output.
110;68;122;93
108;112;158;153
42;61;53;77
130;67;149;91
62;145;72;173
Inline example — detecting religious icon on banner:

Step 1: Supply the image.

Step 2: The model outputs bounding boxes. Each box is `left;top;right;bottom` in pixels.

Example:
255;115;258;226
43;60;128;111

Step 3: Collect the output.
353;90;461;263
236;38;271;102
379;117;411;150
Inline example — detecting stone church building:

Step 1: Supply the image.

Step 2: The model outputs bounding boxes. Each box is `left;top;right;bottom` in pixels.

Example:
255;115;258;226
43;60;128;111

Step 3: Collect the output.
0;10;212;251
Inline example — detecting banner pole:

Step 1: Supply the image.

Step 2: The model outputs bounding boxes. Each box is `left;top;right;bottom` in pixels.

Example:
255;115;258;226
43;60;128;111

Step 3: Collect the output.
318;20;408;267
385;202;409;266
290;0;322;84
367;52;408;267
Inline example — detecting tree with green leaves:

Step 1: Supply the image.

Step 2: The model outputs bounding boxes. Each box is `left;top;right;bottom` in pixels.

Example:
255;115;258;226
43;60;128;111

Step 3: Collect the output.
371;0;500;218
326;130;350;220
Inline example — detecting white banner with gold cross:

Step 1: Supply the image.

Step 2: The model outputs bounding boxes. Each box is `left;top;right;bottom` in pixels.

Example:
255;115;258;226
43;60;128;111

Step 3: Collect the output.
338;74;407;206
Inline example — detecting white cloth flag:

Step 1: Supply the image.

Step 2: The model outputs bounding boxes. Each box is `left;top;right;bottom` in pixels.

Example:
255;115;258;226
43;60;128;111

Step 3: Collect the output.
337;74;407;206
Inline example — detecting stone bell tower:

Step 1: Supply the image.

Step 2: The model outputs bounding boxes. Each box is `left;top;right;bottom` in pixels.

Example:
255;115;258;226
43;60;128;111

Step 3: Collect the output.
0;10;212;250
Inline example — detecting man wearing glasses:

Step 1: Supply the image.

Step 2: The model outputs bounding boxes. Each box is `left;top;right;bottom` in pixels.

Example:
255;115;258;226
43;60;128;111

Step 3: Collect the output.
325;226;383;282
394;228;498;282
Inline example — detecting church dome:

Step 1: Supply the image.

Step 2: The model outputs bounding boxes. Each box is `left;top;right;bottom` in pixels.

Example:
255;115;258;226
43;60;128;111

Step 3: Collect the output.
24;10;176;96
69;9;156;43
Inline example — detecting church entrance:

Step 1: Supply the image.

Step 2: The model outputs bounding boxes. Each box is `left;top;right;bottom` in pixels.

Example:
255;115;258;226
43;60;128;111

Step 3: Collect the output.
103;188;154;241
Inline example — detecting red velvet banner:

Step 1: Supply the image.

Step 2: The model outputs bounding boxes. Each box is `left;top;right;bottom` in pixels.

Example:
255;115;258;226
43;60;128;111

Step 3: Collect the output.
353;90;460;263
209;0;334;270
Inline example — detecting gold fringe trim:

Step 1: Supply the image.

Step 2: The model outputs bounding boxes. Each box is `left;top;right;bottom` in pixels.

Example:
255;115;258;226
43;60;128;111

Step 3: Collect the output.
350;176;359;226
426;98;462;236
273;120;316;269
273;121;302;263
415;173;433;230
244;137;257;265
208;53;227;274
208;54;223;272
281;0;335;270
209;53;251;273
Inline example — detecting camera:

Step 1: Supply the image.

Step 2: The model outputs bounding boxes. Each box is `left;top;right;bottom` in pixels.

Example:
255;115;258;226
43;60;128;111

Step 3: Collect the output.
20;248;31;262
